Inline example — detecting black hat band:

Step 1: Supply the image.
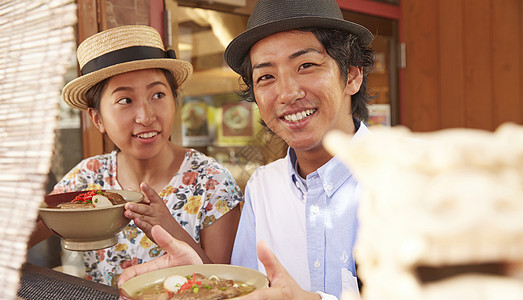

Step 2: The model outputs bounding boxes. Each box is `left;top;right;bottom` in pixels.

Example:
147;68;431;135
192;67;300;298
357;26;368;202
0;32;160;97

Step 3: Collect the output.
81;46;176;75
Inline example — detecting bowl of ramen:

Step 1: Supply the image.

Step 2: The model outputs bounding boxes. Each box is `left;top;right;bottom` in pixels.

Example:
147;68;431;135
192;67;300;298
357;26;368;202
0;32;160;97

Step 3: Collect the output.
119;264;269;300
39;189;143;251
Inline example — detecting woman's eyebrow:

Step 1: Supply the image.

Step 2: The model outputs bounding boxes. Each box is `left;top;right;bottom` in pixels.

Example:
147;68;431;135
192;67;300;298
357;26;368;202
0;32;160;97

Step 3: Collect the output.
146;81;167;89
111;86;133;94
110;81;167;94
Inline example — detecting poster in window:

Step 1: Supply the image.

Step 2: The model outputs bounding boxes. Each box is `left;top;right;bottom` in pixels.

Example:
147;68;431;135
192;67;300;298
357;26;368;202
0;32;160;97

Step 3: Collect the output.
217;101;260;146
181;96;212;146
367;104;391;127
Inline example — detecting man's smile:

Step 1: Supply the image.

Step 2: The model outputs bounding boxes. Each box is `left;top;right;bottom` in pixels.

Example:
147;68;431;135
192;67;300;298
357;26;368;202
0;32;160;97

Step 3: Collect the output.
282;108;317;122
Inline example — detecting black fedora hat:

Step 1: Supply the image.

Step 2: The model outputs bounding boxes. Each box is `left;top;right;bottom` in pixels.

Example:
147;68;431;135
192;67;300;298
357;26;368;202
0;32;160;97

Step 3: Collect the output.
224;0;374;74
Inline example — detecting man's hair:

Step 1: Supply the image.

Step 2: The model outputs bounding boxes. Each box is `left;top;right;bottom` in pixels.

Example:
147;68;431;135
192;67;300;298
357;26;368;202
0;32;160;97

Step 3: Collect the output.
85;68;179;111
238;28;375;123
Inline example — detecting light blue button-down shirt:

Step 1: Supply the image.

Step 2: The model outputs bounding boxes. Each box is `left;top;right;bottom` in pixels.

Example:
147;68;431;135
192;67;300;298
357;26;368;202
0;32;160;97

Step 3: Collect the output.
232;120;369;298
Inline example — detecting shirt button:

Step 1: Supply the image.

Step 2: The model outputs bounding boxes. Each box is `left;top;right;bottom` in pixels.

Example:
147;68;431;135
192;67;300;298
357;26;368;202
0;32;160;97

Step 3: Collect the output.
314;260;321;268
326;184;333;191
311;205;319;214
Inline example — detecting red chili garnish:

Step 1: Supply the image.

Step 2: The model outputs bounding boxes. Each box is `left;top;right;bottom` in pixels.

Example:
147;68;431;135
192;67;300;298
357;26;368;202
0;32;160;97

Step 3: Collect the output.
177;273;201;293
178;282;193;292
72;190;101;204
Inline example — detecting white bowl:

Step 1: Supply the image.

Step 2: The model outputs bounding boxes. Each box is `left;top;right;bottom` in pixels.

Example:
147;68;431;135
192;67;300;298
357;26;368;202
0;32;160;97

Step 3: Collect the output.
119;264;269;299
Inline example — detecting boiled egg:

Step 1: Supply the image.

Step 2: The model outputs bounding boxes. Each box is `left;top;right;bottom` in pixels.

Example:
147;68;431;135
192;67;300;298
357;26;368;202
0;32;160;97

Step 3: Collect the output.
92;195;112;208
163;275;188;293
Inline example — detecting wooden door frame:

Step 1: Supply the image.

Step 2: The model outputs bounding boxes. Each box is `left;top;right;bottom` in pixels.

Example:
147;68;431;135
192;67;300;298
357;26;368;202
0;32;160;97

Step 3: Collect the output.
150;0;165;41
337;0;404;124
337;0;401;20
77;0;103;158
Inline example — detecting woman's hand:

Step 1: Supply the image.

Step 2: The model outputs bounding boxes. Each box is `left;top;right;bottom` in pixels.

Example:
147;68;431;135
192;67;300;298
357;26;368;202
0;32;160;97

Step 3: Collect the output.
241;241;321;300
124;182;174;242
118;225;202;287
124;182;213;263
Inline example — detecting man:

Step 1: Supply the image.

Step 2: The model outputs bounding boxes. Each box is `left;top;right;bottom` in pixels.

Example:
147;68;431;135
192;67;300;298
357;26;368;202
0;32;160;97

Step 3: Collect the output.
119;0;374;298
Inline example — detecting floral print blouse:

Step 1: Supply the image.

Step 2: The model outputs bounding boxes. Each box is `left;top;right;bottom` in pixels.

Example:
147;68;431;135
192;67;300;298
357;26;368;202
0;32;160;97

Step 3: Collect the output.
53;149;243;286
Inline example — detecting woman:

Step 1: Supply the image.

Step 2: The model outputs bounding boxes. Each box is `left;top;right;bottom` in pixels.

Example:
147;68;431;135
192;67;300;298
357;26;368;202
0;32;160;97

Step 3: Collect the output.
30;25;242;286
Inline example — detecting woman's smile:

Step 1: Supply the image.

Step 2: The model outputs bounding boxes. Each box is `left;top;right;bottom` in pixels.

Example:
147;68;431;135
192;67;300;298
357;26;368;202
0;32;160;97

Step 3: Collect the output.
134;130;160;143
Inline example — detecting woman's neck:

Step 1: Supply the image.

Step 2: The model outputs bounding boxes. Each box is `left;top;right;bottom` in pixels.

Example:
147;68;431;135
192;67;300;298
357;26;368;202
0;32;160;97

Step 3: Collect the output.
116;144;186;192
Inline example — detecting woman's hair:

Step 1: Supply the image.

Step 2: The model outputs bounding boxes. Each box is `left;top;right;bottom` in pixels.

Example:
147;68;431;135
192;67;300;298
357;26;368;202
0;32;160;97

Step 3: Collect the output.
85;68;179;111
238;28;375;122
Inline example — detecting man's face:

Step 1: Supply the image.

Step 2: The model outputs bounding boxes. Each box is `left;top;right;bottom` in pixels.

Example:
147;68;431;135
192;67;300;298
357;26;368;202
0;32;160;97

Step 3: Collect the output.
250;30;362;152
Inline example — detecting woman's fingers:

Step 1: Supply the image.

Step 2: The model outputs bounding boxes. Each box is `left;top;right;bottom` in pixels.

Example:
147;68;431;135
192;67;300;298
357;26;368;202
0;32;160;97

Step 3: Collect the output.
125;183;172;238
125;202;151;214
140;182;165;205
124;202;154;236
133;217;152;233
124;203;154;228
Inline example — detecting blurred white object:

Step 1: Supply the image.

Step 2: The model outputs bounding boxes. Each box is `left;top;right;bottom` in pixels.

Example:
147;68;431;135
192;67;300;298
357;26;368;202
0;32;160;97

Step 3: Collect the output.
0;0;76;299
325;123;523;300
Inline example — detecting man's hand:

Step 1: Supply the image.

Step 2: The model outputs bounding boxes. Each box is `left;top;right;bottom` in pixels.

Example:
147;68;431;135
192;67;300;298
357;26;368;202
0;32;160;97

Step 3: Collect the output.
241;241;321;300
118;225;202;287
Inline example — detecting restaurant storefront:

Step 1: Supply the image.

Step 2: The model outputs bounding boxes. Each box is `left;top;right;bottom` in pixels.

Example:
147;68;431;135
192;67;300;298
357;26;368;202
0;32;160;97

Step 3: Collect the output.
21;0;523;298
55;0;401;192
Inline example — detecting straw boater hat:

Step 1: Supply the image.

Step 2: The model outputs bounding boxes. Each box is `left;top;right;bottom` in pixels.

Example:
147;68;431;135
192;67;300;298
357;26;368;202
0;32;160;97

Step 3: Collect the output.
62;25;193;110
224;0;374;74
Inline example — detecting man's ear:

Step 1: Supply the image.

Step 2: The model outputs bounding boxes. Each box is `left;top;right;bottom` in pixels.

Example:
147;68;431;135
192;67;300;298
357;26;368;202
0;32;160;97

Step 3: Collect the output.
345;66;364;96
88;107;106;134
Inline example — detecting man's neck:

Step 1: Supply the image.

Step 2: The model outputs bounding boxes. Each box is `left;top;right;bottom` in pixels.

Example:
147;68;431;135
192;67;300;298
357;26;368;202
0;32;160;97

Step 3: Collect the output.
294;146;333;178
294;117;360;178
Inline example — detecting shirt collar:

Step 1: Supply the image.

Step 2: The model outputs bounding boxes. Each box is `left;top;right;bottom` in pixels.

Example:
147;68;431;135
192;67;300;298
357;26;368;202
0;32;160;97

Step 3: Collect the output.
288;148;304;196
288;118;370;197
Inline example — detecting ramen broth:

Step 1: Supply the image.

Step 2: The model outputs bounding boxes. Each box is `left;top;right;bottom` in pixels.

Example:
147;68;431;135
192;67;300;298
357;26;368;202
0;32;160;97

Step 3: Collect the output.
134;273;256;300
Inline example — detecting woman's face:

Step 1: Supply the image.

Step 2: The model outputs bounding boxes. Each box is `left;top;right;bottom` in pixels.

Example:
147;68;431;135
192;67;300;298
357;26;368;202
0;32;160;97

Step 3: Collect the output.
89;69;176;160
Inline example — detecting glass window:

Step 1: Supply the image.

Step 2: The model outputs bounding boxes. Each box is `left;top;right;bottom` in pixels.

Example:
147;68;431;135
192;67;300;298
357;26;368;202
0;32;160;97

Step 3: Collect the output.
172;5;287;191
169;2;400;190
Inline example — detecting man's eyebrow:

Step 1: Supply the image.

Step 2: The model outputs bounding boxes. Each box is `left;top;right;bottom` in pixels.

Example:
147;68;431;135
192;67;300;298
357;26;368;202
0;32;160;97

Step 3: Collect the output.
289;48;322;60
253;48;322;70
253;62;273;70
